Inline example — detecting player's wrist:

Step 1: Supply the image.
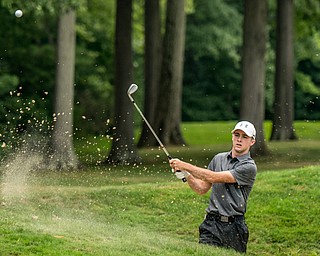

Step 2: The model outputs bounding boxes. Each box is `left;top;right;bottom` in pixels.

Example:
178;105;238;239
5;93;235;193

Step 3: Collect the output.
184;171;190;179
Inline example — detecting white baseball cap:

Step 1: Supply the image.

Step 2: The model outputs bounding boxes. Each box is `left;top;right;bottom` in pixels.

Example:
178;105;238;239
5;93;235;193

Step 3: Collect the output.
231;121;256;139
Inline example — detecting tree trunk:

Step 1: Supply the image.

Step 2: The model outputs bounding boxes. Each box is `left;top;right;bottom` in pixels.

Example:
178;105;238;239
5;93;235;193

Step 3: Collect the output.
271;0;297;141
241;0;268;156
153;0;186;146
51;8;78;170
106;0;138;164
138;0;162;147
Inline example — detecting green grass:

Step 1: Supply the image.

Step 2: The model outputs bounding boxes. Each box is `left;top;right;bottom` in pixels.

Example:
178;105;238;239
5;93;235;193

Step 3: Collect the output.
182;120;320;144
248;166;320;255
74;120;320;170
0;121;320;255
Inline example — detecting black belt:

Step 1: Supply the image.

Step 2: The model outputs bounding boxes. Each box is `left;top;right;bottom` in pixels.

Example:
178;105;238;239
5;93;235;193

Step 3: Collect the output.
207;211;244;223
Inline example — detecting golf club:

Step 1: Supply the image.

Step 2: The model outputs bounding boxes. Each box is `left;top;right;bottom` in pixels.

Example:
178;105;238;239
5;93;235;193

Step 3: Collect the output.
127;83;186;182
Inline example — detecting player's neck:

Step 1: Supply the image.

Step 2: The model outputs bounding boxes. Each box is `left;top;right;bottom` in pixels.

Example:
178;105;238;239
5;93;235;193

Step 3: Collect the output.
231;148;249;158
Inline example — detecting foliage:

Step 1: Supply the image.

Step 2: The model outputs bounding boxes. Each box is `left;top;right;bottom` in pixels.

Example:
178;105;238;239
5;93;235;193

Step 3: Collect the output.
295;60;320;120
183;0;320;121
183;0;242;121
1;0;86;14
1;0;320;146
291;0;320;120
0;0;115;138
0;4;56;146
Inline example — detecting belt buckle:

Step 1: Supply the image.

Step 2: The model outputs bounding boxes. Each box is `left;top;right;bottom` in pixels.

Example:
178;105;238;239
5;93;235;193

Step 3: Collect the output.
220;215;229;223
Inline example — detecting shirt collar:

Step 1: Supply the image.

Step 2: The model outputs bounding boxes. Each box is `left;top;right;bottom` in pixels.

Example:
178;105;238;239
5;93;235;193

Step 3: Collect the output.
228;151;251;162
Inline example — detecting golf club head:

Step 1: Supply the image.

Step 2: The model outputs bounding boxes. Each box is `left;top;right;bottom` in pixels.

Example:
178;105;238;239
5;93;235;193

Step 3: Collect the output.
127;84;138;96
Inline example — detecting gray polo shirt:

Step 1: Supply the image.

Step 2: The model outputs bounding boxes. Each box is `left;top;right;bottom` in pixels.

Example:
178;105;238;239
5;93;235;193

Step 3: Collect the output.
206;151;257;216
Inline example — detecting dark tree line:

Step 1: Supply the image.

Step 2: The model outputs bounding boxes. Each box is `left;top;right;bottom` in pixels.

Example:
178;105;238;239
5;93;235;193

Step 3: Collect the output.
109;0;298;160
0;0;319;166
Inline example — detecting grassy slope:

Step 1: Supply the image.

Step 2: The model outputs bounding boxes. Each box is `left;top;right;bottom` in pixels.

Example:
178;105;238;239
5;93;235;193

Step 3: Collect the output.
0;121;319;255
248;166;320;255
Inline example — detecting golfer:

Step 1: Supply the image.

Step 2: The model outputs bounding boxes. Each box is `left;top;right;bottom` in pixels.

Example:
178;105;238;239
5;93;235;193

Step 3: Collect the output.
169;121;257;253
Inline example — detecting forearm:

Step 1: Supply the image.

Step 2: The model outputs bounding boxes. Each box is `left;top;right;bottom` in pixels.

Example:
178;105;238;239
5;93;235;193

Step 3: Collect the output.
170;159;236;184
185;174;211;195
182;162;214;181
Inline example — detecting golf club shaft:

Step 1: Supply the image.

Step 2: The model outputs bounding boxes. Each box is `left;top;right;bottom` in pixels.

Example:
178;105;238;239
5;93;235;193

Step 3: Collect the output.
131;100;170;158
128;92;186;182
127;84;187;182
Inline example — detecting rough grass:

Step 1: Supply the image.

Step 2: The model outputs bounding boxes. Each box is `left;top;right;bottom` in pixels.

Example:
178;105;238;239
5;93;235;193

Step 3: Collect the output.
0;120;319;255
0;166;319;255
247;166;320;255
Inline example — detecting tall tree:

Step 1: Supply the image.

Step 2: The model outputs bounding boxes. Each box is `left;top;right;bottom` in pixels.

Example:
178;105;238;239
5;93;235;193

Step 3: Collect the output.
51;8;78;169
138;0;162;147
270;0;297;140
240;0;268;156
153;0;186;146
106;0;137;164
183;0;242;122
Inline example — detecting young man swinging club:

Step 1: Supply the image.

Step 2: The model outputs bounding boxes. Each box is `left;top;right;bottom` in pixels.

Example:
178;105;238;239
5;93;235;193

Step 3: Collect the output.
169;121;257;253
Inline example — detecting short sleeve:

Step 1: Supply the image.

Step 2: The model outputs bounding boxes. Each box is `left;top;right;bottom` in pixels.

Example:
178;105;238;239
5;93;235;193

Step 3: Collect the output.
230;161;257;186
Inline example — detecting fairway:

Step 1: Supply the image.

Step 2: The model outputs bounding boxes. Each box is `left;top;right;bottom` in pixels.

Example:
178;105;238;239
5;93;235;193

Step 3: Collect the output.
0;121;320;255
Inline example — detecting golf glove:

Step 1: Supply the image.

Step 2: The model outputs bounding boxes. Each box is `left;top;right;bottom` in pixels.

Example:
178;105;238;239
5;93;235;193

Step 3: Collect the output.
175;171;190;180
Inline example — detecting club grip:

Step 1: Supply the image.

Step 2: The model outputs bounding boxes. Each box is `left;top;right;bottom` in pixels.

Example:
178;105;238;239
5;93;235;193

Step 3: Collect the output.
168;156;186;182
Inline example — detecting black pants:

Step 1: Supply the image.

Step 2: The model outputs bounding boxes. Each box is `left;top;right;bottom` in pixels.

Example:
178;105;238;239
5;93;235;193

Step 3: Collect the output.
199;213;249;253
